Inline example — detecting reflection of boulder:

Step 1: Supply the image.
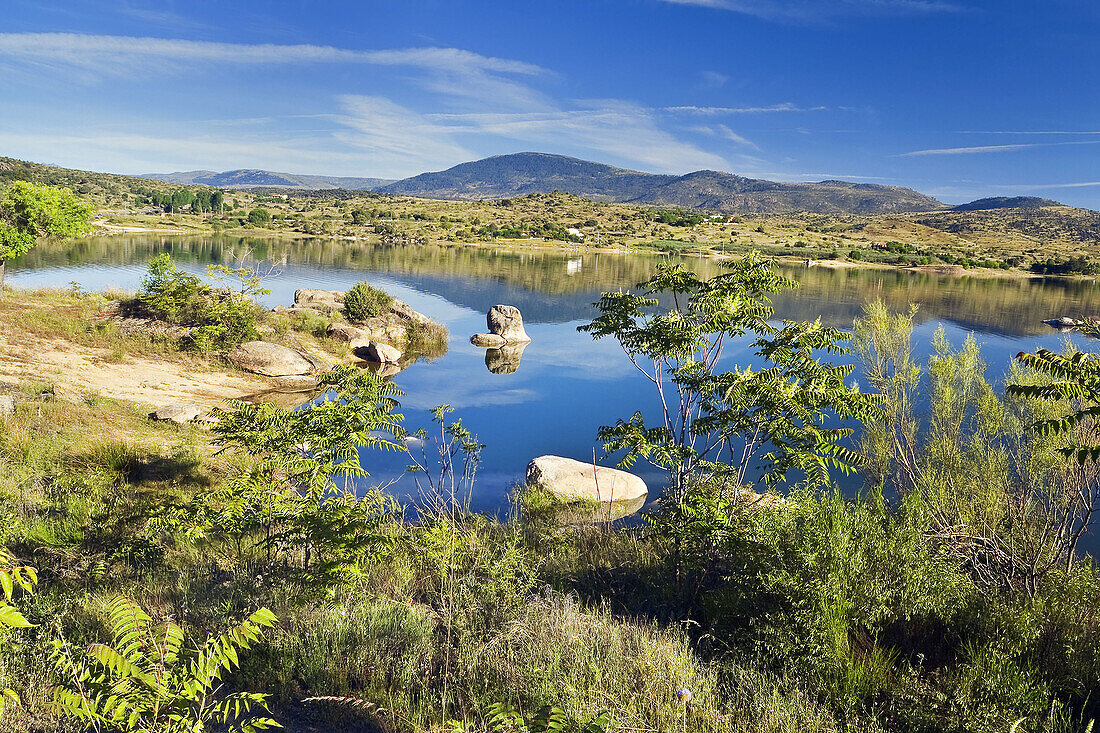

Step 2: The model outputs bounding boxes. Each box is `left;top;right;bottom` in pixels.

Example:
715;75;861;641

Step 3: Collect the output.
485;342;528;375
354;358;410;380
541;493;647;525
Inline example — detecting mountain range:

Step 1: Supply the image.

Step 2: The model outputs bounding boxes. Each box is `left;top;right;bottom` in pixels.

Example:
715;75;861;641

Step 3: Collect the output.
140;152;1067;216
142;168;393;190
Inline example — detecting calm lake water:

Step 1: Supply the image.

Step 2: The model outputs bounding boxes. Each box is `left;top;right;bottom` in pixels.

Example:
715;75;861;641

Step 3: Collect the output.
11;235;1100;518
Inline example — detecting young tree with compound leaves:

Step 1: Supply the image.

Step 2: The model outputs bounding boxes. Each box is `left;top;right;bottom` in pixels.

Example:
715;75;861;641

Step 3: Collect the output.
0;181;92;292
580;252;882;503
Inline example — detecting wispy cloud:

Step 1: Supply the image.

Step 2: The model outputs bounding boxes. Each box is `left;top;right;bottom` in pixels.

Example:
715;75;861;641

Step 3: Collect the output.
996;181;1100;190
698;70;729;88
0;32;543;73
659;0;958;21
899;140;1100;156
0;33;727;176
422;101;730;173
663;103;826;114
955;130;1100;135
0;32;546;107
334;95;475;175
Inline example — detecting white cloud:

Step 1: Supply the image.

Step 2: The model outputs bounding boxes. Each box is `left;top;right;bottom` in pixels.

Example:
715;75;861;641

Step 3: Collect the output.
698;70;729;88
0;33;731;176
899;140;1100;156
663;103;827;114
0;33;546;107
424;101;729;173
659;0;958;21
334;96;475;177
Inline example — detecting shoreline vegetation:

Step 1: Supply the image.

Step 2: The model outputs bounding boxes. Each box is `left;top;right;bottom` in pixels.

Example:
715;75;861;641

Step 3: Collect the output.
3;178;1100;733
1;256;1100;732
85;205;1098;283
2;154;1097;281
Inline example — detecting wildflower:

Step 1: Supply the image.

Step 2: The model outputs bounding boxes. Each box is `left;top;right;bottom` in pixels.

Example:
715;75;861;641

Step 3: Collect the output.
677;688;692;702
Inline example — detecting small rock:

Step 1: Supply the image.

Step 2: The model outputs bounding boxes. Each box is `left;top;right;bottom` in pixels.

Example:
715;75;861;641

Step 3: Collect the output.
0;394;14;415
227;341;315;377
151;404;203;423
526;455;648;504
1043;317;1080;330
356;341;402;364
487;305;531;343
295;289;345;306
327;322;373;346
470;333;506;348
390;298;432;325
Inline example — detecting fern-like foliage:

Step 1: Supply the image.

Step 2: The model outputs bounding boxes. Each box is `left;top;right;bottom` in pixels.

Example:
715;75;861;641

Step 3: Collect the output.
159;365;404;580
481;703;612;733
0;546;36;718
50;596;280;733
581;253;881;497
1007;348;1100;462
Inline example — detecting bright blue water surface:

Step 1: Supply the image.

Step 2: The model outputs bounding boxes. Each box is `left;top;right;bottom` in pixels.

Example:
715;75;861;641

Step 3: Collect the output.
11;236;1100;523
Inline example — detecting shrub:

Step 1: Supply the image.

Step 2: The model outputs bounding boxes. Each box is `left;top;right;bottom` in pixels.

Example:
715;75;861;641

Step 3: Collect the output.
343;281;394;322
405;319;449;356
247;207;271;226
131;254;260;351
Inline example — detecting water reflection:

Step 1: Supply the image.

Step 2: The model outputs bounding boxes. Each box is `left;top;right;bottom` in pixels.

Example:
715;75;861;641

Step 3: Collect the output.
11;235;1100;521
485;342;528;374
13;235;1100;336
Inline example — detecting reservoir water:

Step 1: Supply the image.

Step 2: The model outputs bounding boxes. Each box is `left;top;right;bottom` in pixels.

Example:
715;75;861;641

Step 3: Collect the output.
11;235;1100;519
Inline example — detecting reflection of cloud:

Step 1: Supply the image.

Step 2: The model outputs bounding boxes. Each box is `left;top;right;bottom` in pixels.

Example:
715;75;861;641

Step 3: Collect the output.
521;322;639;379
400;384;540;411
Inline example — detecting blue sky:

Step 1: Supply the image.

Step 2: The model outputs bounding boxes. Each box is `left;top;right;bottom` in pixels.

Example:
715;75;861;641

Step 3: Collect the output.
2;0;1099;206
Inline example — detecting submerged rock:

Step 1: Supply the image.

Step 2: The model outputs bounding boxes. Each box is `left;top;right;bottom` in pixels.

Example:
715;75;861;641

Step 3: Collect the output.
228;341;315;377
526;455;648;505
471;333;506;348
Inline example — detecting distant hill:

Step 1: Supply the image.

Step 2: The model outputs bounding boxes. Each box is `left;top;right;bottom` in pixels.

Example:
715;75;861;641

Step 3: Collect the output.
379;153;673;202
953;196;1064;211
142;169;394;190
379;152;944;214
630;170;943;215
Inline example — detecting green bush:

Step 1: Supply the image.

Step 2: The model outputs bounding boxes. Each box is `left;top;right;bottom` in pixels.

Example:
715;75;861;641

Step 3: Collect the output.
132;253;260;351
343;281;393;322
247;207;271;226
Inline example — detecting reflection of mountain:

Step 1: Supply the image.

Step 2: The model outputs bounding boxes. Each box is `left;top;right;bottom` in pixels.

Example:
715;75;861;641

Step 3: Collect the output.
16;236;1100;337
772;265;1100;337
